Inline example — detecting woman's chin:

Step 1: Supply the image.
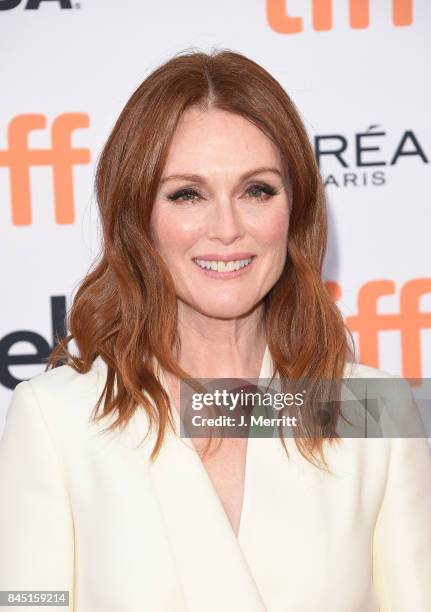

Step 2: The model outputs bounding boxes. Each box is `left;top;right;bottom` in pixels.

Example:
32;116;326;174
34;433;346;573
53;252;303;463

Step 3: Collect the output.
192;301;258;320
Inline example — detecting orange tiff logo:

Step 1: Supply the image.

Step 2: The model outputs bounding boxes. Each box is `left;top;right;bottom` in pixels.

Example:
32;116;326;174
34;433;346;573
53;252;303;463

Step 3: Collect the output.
0;113;90;225
267;0;413;33
326;278;431;380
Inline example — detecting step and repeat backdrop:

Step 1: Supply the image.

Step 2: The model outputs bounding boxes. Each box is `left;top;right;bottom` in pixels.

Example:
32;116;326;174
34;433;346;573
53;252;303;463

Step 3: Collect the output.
0;0;430;436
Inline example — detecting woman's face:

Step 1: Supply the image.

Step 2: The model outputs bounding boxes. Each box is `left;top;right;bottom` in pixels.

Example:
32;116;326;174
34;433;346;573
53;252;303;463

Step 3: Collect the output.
150;106;290;320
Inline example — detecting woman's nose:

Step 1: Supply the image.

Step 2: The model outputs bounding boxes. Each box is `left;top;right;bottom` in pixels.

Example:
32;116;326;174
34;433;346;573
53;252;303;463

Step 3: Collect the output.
206;198;245;244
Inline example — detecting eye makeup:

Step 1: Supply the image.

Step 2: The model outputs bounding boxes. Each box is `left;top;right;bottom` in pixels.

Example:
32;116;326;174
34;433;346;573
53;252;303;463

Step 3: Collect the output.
166;182;281;204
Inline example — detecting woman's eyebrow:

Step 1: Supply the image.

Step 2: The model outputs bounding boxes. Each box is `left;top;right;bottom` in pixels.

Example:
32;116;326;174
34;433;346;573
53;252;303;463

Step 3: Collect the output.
159;166;282;186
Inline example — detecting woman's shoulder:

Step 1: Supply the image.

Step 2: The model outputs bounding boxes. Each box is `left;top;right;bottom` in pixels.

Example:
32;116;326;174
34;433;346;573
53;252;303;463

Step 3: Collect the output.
11;356;107;428
341;360;427;439
343;360;400;379
25;355;105;397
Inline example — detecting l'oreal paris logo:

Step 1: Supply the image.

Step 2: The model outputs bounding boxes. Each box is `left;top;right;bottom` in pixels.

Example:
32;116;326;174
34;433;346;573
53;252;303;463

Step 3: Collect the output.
314;126;429;189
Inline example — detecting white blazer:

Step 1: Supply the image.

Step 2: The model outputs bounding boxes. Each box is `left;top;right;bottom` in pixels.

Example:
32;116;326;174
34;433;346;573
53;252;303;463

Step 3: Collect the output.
0;346;430;612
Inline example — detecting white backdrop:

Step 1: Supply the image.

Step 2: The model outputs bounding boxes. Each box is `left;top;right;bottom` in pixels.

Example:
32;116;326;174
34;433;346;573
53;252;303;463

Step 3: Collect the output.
1;0;430;436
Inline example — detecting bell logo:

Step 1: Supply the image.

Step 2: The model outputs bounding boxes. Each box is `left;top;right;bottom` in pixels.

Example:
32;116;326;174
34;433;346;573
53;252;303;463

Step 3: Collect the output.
267;0;413;33
0;113;90;225
327;278;431;381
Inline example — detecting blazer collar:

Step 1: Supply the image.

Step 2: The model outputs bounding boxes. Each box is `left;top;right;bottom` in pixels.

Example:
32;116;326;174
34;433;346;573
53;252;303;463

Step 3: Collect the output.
147;344;272;612
92;346;362;611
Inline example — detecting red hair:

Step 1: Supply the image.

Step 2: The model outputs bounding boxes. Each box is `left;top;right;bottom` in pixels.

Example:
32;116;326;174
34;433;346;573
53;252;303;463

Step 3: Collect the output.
48;48;355;470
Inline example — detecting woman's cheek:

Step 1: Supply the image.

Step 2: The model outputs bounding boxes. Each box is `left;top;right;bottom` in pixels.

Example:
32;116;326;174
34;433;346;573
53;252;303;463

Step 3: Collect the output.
250;211;288;246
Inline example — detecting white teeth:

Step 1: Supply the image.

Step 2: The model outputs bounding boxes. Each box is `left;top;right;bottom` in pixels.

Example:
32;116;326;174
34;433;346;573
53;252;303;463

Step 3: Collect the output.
194;257;253;272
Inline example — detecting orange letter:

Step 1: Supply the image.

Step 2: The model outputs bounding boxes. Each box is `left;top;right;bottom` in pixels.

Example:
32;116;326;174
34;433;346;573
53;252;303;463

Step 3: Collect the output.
349;0;369;29
312;0;332;31
393;0;413;26
346;280;398;367
399;279;431;378
0;114;46;226
0;113;90;226
50;113;90;224
266;0;303;34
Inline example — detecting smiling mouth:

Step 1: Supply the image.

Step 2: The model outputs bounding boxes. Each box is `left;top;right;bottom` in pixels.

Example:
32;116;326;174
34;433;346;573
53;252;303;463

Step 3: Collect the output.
193;256;255;273
191;256;257;280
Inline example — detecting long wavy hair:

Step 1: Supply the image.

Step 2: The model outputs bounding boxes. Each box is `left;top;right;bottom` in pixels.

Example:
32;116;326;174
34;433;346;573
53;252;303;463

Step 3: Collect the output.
47;47;355;470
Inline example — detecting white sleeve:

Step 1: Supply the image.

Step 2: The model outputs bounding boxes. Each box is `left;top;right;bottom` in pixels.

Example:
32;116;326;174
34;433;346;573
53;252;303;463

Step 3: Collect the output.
372;434;431;611
0;381;74;611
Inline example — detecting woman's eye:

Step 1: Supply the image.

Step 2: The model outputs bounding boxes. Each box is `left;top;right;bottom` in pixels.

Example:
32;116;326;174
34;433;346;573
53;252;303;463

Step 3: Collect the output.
167;183;279;204
167;188;202;203
246;183;279;202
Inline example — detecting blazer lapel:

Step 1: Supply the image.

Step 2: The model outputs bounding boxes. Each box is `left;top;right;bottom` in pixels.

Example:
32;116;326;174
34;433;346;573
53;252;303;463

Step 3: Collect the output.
148;346;272;612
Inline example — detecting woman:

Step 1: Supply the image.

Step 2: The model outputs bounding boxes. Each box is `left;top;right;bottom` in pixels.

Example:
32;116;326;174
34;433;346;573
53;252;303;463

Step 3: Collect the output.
0;48;430;612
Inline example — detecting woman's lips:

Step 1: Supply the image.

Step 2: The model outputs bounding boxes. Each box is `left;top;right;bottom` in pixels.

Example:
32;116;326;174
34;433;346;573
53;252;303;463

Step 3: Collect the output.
192;256;256;279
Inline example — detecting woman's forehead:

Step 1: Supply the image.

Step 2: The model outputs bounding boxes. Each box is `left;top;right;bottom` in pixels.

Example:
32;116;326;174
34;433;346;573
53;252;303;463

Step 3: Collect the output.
162;109;282;179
